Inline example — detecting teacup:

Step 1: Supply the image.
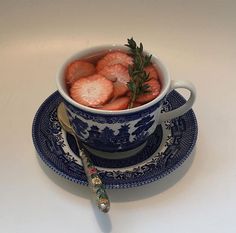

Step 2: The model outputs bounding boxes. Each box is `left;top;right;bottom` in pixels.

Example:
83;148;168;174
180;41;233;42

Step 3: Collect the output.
56;45;196;158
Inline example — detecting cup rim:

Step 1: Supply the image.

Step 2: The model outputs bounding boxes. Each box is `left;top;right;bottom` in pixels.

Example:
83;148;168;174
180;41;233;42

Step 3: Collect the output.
56;44;171;115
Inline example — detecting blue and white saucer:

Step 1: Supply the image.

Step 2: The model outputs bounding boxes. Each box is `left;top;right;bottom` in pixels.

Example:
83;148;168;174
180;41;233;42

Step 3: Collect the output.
32;91;198;189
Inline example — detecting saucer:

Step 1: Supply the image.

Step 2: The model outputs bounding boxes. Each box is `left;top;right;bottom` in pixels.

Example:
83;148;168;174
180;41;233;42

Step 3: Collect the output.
32;91;198;189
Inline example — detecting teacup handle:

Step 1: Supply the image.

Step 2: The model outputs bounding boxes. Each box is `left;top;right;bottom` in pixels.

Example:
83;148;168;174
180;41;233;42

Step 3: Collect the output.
158;80;196;123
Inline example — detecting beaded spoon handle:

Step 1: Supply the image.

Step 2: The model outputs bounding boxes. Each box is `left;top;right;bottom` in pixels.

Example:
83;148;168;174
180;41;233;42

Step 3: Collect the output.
57;103;110;213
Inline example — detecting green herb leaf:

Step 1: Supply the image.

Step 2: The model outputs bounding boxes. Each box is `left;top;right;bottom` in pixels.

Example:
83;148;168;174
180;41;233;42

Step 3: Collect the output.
125;37;152;108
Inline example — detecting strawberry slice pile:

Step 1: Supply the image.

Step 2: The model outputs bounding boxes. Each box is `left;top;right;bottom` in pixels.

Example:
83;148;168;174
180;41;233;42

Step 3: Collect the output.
65;51;161;110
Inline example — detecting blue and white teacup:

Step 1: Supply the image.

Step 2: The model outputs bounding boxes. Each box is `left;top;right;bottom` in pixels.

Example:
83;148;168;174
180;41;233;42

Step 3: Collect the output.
56;45;196;158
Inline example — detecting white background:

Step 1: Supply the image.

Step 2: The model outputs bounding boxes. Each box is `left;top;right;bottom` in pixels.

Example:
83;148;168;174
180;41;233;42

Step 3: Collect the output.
1;0;236;232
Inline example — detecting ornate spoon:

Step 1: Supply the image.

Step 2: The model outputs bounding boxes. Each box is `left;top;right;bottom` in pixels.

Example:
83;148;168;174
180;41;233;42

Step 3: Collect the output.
57;102;110;213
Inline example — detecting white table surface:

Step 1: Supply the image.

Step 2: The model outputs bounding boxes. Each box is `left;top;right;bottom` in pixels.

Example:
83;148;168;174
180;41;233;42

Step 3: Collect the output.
1;1;236;232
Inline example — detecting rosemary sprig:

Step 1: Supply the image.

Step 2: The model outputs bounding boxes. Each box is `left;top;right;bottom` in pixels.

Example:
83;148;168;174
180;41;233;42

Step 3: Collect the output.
125;38;152;108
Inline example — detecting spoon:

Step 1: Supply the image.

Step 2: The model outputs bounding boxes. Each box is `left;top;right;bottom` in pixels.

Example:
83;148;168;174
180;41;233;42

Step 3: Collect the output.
57;102;110;213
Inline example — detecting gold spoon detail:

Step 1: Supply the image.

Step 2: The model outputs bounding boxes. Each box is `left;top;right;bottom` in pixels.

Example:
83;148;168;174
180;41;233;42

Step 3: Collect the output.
57;102;110;213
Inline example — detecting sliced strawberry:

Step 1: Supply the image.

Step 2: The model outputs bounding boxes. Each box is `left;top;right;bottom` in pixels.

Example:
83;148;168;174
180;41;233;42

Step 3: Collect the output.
136;79;161;104
70;74;114;107
144;65;159;80
132;102;142;108
98;64;131;83
126;90;131;97
65;60;96;85
98;64;130;98
98;97;130;111
96;51;133;71
113;81;129;98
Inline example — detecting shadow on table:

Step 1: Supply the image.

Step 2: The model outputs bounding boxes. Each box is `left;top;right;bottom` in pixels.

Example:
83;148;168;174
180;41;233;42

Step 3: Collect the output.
37;154;90;199
37;147;196;202
109;147;196;202
37;148;196;233
37;154;113;232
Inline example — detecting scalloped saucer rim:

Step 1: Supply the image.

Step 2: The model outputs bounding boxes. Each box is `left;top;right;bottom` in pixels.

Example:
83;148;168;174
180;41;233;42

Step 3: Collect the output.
32;91;198;189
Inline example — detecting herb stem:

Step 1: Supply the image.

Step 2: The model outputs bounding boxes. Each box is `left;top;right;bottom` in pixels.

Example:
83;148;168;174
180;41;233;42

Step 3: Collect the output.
125;38;152;108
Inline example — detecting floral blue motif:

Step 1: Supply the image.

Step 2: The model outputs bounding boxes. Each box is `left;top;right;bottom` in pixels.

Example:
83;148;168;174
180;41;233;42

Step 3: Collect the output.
64;98;163;124
32;91;198;189
65;101;160;152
